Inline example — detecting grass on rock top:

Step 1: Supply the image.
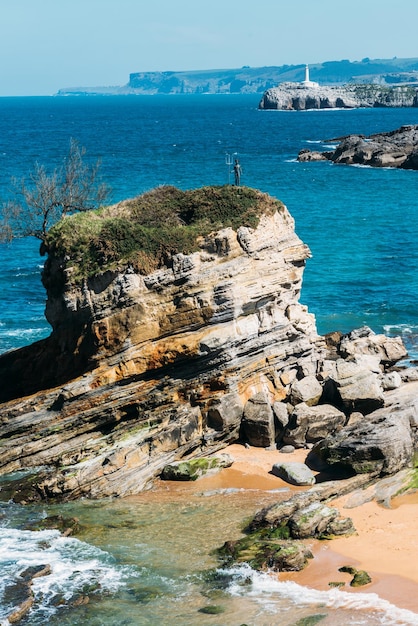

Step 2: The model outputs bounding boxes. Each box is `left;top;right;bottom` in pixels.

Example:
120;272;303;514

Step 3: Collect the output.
46;185;283;284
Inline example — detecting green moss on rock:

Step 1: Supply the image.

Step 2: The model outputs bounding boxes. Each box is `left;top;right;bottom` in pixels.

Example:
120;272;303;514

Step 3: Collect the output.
217;533;313;572
46;185;284;284
198;605;226;615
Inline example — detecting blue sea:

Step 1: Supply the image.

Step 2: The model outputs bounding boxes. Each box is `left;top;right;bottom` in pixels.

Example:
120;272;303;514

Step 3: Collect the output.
1;95;418;625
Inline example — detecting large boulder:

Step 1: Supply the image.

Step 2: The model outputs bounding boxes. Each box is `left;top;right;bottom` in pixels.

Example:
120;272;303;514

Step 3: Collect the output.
312;407;414;476
288;502;354;539
283;403;346;448
323;358;385;414
241;392;275;447
207;393;243;435
290;375;323;406
271;462;316;486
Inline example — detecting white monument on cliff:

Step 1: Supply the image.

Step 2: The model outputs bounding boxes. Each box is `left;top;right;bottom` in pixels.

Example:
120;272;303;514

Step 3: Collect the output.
301;65;319;88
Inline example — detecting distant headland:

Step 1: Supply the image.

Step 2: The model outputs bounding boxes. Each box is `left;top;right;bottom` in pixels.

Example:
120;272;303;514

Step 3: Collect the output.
56;56;418;96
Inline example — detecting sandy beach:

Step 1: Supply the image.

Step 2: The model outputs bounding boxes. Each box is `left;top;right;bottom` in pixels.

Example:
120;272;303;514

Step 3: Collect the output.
186;443;418;613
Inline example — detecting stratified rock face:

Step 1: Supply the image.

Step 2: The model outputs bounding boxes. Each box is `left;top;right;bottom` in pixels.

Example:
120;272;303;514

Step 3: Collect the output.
0;204;323;500
259;83;418;111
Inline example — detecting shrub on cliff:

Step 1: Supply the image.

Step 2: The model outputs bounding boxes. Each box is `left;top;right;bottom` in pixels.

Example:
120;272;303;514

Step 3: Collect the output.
0;139;110;246
46;185;283;283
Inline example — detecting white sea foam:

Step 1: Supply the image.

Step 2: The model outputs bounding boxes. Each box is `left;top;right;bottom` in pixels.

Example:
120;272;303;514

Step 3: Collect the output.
222;564;418;626
0;527;129;622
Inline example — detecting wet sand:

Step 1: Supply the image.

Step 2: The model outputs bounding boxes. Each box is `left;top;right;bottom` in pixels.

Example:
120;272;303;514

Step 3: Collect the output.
158;443;418;613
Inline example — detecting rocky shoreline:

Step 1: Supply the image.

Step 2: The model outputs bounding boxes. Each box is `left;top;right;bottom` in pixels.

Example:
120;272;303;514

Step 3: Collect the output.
298;124;418;169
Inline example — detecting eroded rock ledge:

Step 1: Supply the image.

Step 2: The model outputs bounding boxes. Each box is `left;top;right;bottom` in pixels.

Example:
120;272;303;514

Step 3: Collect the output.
0;186;416;502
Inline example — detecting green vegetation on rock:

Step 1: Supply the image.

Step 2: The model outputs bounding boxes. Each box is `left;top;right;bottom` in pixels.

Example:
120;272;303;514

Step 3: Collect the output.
198;605;226;615
292;616;328;626
46;185;283;284
217;526;312;572
338;565;372;587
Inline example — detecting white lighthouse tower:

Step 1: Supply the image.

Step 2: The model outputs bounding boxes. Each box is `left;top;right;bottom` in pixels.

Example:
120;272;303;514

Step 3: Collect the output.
301;65;319;88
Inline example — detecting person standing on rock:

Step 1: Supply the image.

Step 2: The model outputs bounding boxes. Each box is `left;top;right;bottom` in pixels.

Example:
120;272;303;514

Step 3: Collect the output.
233;158;242;186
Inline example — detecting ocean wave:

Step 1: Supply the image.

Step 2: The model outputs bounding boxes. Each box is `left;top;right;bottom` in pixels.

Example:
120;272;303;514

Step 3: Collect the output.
222;564;418;626
0;526;130;624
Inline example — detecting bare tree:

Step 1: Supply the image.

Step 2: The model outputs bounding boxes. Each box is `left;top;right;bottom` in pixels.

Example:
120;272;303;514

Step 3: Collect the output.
0;139;111;247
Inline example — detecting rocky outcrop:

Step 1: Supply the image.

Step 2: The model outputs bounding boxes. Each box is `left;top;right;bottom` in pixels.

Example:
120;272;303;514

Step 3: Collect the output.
298;125;418;170
0;186;416;502
259;83;418;110
0;191;326;500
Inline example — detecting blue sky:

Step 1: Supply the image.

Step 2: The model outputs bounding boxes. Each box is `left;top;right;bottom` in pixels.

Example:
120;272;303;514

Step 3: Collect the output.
1;0;418;96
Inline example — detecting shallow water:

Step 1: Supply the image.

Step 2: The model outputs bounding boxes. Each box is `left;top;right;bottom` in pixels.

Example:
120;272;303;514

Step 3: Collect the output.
2;482;418;626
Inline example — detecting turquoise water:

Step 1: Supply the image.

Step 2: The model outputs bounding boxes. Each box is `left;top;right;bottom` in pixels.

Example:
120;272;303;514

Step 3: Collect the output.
1;96;418;624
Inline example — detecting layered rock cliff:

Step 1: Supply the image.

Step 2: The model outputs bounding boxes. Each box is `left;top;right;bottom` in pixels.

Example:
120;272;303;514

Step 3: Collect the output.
259;83;418;110
0;186;415;502
0;186;323;500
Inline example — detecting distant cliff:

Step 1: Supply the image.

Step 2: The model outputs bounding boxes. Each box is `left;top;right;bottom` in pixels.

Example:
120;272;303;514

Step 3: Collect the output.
259;83;418;110
56;57;418;96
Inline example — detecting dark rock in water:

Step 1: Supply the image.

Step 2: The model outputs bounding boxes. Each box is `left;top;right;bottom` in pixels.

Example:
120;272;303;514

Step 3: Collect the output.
339;565;372;587
198;605;226;615
350;570;372;587
218;534;313;572
19;564;51;582
292;616;328;626
24;514;80;535
298;125;418;170
4;563;51;624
